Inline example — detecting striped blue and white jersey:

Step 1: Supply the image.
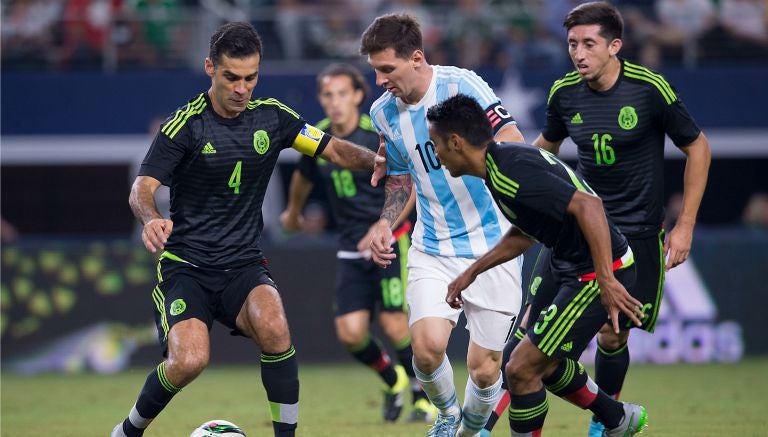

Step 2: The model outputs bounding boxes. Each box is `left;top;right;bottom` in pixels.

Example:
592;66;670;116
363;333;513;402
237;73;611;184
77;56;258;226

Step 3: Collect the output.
370;65;518;258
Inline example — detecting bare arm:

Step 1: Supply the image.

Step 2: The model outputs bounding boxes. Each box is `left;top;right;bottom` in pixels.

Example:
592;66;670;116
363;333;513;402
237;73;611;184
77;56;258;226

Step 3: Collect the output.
532;133;564;155
279;170;313;232
319;136;386;183
567;190;643;332
129;176;172;253
446;227;534;308
368;174;413;267
357;187;416;255
495;123;525;143
664;132;711;270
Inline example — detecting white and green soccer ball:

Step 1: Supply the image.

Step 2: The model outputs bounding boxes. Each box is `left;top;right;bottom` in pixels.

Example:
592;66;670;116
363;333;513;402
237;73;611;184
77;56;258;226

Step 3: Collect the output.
190;419;246;437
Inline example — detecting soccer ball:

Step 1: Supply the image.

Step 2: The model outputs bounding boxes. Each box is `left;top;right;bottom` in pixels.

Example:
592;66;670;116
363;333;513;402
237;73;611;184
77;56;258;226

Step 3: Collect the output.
190;419;246;437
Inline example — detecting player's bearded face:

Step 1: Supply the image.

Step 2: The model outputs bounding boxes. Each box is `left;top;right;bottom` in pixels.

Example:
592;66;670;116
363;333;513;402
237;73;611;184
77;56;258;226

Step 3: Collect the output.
206;53;261;118
368;48;419;103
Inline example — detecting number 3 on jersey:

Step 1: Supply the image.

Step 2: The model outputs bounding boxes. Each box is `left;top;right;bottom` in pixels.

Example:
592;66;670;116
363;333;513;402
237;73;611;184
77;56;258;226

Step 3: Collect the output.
229;161;242;194
592;133;615;165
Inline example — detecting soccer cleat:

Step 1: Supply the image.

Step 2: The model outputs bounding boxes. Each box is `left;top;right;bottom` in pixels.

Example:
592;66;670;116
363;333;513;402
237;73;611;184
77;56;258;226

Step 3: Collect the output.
382;365;409;422
603;403;647;437
427;413;462;437
110;423;128;437
408;398;439;422
479;430;491;437
588;417;605;437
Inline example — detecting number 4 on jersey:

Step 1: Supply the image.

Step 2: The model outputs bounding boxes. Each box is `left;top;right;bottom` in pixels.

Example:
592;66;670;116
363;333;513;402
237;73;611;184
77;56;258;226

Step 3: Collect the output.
229;161;242;194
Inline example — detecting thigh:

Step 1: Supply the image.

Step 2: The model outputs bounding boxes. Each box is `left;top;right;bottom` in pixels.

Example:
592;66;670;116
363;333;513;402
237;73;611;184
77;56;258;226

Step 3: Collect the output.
405;247;462;326
628;232;665;333
154;260;214;355
219;261;277;332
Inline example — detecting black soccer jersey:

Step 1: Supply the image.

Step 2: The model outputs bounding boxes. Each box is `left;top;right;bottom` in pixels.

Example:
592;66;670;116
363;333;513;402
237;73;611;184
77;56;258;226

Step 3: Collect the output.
485;142;628;275
298;115;384;251
542;59;701;238
140;92;327;268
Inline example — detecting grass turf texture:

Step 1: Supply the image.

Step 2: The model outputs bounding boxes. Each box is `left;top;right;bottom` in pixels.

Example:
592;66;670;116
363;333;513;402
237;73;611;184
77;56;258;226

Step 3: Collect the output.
3;359;767;436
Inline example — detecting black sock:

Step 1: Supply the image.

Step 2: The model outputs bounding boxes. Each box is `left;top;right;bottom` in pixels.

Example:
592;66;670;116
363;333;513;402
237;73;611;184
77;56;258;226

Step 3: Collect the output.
349;335;397;387
484;326;525;431
122;362;181;437
508;387;548;434
595;342;629;398
261;346;299;437
393;337;427;402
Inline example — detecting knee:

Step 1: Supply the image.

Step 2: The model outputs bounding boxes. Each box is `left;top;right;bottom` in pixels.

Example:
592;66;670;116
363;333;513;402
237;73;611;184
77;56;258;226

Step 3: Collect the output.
379;314;410;344
336;324;367;349
469;359;501;388
411;338;445;371
505;354;536;388
257;319;291;353
167;351;208;382
597;324;629;349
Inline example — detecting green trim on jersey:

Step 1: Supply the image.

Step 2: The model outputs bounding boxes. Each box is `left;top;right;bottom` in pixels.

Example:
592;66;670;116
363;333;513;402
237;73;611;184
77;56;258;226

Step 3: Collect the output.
248;98;301;119
623;61;677;105
539;280;601;356
315;118;331;131
547;71;582;105
359;114;376;133
161;94;207;139
486;155;520;199
397;231;410;311
646;229;666;332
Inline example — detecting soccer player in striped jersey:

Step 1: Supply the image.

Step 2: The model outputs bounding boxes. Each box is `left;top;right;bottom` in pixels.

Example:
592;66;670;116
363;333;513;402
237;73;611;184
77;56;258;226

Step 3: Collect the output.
482;2;712;436
111;22;386;437
431;94;648;437
361;14;525;437
280;63;434;423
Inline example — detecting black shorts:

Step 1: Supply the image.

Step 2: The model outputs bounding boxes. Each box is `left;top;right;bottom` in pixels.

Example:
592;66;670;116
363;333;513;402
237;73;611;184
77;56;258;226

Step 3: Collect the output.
527;262;637;359
152;253;276;353
526;230;665;334
334;235;408;316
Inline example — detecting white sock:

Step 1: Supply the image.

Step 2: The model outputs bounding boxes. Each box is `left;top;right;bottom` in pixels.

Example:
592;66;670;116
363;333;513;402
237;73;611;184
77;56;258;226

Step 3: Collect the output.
413;355;461;417
461;371;503;433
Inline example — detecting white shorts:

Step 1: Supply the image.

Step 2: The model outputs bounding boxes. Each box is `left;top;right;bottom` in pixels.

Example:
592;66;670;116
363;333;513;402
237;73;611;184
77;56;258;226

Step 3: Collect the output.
406;247;523;351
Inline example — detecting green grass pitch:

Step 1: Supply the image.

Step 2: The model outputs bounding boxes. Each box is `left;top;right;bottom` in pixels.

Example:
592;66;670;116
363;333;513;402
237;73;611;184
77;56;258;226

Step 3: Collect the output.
3;359;767;436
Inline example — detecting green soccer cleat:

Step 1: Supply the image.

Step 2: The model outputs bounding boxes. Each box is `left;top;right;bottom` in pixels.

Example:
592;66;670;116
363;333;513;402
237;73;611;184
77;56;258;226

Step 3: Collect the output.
603;403;647;437
408;398;439;423
383;365;409;422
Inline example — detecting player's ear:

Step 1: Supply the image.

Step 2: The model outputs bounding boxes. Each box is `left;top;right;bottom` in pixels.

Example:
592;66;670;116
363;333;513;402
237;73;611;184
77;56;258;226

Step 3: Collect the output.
353;89;364;106
411;50;424;66
609;38;622;57
204;58;215;78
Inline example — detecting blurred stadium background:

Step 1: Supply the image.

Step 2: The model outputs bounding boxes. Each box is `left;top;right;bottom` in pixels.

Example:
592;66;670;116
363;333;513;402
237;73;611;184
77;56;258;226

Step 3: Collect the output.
2;0;768;433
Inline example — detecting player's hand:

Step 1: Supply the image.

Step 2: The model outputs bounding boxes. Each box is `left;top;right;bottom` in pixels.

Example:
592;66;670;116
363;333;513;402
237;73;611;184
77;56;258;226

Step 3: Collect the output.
371;134;387;187
369;218;396;267
142;218;173;254
446;270;477;309
663;222;693;271
279;210;303;232
598;275;644;333
356;225;381;260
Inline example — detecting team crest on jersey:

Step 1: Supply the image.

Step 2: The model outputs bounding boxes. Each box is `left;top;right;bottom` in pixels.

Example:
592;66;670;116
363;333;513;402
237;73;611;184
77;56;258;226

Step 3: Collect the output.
618;106;638;130
253;130;270;154
170;299;186;316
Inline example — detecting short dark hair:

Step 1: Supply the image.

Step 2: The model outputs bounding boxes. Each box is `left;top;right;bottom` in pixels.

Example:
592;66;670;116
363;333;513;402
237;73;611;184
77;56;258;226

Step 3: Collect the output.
426;94;493;148
563;1;623;41
209;22;263;66
316;63;370;105
360;14;422;59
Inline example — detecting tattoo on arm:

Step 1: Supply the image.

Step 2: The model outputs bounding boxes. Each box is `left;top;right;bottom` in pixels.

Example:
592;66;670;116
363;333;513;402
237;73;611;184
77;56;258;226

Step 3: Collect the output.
382;174;412;225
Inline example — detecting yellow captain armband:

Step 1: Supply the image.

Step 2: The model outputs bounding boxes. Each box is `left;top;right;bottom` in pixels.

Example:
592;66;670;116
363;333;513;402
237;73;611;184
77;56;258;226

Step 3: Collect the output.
293;123;331;156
